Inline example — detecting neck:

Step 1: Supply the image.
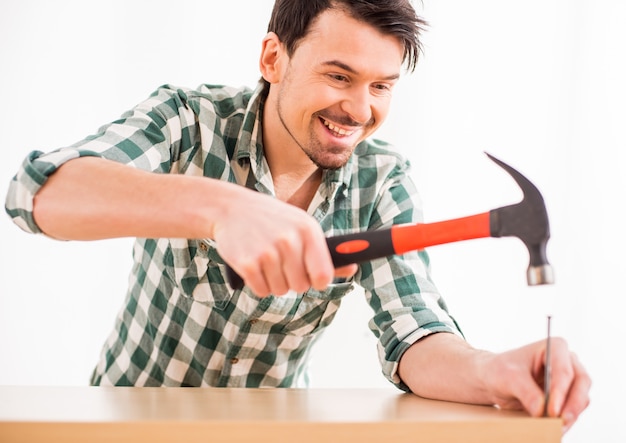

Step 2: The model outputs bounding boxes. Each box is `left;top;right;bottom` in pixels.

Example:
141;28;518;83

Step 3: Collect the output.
262;94;323;210
273;168;323;210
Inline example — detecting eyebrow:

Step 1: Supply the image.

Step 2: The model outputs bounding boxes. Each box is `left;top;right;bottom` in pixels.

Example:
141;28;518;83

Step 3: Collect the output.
321;60;400;81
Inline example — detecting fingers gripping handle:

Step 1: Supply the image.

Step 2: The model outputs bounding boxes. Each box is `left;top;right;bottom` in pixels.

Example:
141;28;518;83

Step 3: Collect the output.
224;230;396;290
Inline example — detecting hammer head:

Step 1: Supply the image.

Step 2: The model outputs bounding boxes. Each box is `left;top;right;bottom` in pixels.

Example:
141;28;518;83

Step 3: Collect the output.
486;153;555;286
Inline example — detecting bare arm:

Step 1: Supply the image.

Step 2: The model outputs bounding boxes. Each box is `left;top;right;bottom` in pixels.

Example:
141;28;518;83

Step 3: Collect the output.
32;156;353;295
398;332;591;433
34;156;236;241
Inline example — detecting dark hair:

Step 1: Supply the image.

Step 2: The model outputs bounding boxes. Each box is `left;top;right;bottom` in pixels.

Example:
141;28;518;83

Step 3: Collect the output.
267;0;426;72
261;0;426;95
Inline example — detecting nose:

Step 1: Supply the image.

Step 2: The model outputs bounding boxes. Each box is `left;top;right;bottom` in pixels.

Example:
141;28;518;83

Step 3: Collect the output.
340;86;373;126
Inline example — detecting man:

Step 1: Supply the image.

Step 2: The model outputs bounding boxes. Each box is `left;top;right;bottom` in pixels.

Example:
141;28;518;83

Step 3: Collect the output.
5;0;589;433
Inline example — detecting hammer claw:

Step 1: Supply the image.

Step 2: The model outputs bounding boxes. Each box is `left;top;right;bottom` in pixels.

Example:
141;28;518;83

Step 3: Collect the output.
486;153;554;285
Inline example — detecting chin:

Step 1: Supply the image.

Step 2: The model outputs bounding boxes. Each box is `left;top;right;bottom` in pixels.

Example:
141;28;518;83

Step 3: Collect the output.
311;154;352;170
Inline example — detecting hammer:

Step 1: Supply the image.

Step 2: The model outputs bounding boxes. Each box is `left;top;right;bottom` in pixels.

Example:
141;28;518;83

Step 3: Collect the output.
226;153;554;289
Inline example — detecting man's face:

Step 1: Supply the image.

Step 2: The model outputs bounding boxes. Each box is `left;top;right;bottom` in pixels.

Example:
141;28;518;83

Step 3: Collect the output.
266;9;405;170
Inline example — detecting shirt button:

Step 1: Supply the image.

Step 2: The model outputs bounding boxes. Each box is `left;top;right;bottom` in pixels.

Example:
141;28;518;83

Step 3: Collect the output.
199;242;208;252
249;319;258;325
230;357;239;365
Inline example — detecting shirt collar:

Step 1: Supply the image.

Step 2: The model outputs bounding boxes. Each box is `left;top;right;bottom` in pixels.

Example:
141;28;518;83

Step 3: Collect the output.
233;81;265;166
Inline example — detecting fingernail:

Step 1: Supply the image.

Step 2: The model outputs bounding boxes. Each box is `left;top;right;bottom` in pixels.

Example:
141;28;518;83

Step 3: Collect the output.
534;397;545;416
562;412;574;433
552;398;562;416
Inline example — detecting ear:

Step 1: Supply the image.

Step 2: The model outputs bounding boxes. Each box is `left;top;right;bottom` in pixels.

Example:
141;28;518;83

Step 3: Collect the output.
259;32;286;84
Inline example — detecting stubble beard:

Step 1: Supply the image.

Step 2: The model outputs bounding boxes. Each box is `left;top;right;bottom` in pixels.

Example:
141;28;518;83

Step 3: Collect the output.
276;89;355;171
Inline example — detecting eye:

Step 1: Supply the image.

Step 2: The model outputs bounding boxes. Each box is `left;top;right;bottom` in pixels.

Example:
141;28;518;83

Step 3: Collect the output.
328;73;349;83
372;83;393;95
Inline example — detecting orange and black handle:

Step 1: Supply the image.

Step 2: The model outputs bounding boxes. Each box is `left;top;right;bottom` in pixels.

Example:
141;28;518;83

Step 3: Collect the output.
326;212;491;268
225;213;491;290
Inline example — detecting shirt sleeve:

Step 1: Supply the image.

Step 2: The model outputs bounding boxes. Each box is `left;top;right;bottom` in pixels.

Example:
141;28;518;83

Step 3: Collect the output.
4;85;196;235
355;152;464;392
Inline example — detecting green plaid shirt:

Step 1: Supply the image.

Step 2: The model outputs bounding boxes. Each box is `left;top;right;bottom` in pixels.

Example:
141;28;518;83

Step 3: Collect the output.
5;82;461;390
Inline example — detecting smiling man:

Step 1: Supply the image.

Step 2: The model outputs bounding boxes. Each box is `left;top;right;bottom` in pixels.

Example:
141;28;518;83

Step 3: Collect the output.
5;0;589;434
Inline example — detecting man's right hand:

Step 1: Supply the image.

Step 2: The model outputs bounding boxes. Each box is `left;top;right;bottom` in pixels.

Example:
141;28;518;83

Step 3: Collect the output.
212;188;357;297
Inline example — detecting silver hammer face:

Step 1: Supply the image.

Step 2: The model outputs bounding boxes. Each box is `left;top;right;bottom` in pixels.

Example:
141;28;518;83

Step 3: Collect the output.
486;153;555;285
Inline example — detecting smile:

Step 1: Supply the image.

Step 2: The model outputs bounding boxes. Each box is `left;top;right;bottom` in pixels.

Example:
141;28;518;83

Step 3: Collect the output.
320;118;356;137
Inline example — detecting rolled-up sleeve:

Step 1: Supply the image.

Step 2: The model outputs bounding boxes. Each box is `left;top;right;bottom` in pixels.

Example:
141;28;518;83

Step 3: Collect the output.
5;149;104;234
4;85;194;235
355;152;463;392
362;251;463;392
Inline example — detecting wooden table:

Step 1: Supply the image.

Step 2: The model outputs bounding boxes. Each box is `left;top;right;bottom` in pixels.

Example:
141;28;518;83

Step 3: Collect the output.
0;386;561;442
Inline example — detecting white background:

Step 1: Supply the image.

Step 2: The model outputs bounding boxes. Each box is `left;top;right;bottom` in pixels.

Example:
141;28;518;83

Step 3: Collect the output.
1;1;624;442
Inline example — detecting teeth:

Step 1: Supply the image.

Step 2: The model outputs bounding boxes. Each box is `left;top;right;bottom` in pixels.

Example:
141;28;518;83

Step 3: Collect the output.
322;119;355;136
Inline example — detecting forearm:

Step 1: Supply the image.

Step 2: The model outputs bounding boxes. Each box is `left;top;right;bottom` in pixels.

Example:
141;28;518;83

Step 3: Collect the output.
398;332;495;406
28;155;340;295
32;156;242;241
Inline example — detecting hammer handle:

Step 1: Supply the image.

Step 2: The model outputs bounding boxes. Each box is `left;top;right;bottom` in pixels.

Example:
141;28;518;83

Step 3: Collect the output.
390;212;491;254
225;212;491;290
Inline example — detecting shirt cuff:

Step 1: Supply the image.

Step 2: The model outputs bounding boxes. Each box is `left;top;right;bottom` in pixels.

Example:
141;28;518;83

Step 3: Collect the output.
4;149;102;234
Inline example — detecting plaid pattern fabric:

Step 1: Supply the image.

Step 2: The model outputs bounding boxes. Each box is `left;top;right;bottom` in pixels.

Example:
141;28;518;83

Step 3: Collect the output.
5;82;462;390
